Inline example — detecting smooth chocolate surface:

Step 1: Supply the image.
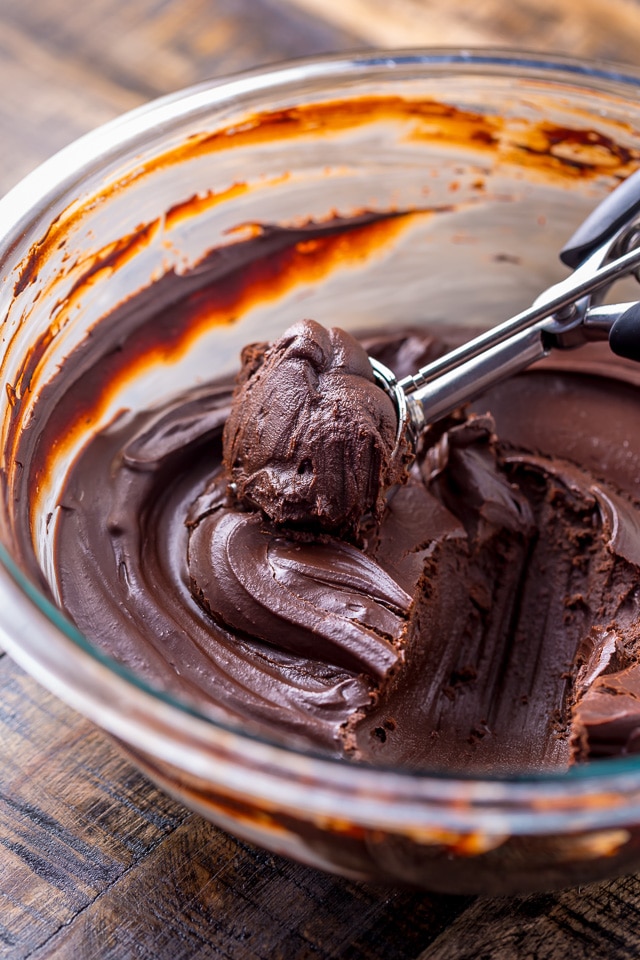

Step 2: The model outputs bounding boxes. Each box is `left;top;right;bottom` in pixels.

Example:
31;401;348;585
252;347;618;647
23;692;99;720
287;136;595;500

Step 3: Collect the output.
44;218;640;774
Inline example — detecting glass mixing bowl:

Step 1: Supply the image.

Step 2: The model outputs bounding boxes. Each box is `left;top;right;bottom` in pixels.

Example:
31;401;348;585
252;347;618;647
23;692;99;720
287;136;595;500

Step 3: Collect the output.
3;50;640;896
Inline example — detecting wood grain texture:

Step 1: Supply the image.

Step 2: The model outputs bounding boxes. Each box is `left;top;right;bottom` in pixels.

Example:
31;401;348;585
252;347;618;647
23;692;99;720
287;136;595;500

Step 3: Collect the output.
420;876;640;959
0;656;471;960
28;819;469;960
0;16;140;193
283;0;640;64
0;0;358;193
0;0;360;101
0;655;188;957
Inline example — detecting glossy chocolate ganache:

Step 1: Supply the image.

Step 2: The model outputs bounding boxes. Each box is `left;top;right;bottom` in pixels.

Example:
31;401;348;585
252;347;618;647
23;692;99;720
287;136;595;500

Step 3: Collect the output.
47;219;640;774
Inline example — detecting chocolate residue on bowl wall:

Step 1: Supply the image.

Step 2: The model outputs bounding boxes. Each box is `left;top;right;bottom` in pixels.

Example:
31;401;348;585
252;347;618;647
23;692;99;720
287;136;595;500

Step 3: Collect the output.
13;93;638;298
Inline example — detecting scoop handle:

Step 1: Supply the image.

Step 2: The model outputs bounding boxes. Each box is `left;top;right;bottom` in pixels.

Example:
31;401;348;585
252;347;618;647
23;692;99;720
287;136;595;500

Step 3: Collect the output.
609;301;640;362
560;168;640;269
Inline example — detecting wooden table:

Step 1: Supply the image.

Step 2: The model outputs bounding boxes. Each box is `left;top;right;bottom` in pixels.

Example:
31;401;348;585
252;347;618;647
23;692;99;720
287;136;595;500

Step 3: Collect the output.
4;2;640;957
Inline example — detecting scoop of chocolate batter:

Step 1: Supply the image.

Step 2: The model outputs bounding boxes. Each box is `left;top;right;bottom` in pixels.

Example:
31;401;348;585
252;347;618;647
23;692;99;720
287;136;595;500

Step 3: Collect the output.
222;319;411;538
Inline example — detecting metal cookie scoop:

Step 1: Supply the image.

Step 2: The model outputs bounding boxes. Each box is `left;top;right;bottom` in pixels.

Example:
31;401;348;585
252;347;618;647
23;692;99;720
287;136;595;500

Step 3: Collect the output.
371;169;640;443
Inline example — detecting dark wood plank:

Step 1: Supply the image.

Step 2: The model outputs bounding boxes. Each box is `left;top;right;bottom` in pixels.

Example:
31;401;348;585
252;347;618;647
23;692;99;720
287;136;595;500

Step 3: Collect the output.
420;877;640;959
0;16;141;193
0;658;470;960
0;657;189;957
0;0;359;194
0;0;361;102
27;815;471;960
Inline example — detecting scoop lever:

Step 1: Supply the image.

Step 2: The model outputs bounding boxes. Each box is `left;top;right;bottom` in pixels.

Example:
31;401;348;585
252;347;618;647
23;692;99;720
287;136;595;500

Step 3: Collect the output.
560;168;640;269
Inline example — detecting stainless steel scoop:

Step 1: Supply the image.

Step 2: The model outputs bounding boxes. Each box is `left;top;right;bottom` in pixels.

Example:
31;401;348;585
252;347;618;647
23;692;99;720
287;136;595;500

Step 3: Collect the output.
371;168;640;441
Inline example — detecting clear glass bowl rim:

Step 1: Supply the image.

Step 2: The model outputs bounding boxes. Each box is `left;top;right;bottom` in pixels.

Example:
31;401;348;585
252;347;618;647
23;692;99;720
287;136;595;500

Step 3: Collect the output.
3;47;640;823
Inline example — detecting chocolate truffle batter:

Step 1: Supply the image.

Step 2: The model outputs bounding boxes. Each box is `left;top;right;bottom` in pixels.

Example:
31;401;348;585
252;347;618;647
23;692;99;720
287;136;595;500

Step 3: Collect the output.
222;319;410;538
47;219;640;774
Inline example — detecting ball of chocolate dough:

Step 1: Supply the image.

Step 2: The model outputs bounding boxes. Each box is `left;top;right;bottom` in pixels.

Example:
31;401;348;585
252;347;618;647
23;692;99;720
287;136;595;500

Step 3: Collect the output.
222;319;411;537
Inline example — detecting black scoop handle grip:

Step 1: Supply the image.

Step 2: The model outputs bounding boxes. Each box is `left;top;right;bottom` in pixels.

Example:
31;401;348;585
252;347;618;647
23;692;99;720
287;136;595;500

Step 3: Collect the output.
560;169;640;269
609;301;640;362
